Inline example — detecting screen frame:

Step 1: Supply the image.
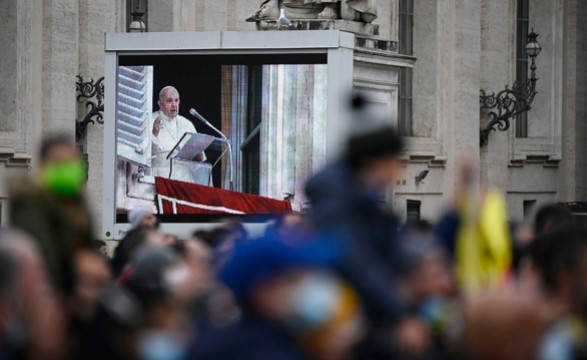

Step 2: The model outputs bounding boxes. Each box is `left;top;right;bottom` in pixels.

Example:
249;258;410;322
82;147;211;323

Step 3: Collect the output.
103;30;355;240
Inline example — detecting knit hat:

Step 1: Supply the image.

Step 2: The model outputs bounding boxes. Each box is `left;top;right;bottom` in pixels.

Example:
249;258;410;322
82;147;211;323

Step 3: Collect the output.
344;94;404;167
128;209;150;228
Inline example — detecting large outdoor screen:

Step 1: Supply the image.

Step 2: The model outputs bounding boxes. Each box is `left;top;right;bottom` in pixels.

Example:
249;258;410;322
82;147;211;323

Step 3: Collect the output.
115;54;329;223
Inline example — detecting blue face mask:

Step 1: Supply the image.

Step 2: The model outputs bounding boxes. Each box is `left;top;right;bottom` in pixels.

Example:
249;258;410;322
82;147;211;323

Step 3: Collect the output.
285;273;341;334
138;331;186;360
418;296;450;334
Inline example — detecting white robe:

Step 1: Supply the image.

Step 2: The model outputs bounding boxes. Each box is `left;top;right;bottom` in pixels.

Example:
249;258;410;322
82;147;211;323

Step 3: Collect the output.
150;111;209;183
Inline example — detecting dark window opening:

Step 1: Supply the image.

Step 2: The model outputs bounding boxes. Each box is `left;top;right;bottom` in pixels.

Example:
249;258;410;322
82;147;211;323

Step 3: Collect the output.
516;0;529;137
407;199;421;224
398;0;414;137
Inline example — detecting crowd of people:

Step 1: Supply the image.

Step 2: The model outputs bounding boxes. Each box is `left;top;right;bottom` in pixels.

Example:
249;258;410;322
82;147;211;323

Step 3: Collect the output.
1;100;585;360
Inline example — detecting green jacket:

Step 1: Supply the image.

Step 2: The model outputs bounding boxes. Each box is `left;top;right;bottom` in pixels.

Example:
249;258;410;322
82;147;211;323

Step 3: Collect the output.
9;177;95;294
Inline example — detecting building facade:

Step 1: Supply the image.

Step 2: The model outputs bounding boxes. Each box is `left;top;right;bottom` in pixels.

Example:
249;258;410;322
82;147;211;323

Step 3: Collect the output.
0;0;585;231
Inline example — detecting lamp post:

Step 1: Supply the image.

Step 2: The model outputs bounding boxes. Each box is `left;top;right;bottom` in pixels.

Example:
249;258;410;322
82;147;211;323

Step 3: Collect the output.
128;0;147;33
479;29;542;147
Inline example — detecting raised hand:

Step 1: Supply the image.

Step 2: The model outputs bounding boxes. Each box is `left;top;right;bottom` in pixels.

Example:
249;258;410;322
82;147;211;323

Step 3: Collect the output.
152;116;164;137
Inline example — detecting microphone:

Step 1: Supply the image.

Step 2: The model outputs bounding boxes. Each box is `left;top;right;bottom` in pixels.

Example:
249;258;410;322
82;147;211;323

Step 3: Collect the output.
189;108;227;140
189;108;234;187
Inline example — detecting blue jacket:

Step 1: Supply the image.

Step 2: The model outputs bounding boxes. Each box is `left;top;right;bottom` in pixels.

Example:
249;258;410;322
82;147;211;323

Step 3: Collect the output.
305;161;406;326
186;318;310;360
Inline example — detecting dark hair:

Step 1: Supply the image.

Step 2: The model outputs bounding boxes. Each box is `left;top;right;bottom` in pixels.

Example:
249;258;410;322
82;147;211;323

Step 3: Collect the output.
111;226;150;277
345;127;404;169
0;251;17;300
534;203;574;235
345;94;404;169
40;134;75;162
192;230;214;247
530;224;587;293
169;241;187;258
93;240;107;251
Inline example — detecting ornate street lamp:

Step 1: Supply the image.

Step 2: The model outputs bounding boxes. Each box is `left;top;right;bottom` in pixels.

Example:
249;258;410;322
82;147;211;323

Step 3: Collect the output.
128;0;147;33
479;29;542;147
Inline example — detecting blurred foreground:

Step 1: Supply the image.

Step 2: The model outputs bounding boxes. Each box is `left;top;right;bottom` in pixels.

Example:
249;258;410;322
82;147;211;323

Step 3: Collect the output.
1;117;586;360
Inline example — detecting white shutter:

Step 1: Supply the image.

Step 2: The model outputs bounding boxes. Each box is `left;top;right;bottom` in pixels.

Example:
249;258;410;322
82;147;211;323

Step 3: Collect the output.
116;66;152;166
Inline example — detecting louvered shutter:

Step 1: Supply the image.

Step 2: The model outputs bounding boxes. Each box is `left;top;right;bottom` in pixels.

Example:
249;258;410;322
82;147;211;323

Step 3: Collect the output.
116;66;152;166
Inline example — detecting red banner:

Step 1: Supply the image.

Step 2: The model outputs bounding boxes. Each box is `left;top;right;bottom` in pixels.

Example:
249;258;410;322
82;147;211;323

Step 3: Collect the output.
155;177;292;215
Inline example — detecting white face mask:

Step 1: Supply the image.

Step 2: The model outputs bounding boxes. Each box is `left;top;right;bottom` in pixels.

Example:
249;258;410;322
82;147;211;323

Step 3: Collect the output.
285;272;341;334
163;263;191;295
138;330;186;360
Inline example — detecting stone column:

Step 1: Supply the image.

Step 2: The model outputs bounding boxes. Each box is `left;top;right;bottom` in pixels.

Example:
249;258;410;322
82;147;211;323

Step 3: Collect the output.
42;0;79;135
440;0;482;197
0;0;42;224
478;0;514;191
78;0;118;237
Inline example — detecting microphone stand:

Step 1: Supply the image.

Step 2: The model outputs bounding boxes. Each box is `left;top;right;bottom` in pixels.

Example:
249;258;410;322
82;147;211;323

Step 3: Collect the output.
189;108;234;190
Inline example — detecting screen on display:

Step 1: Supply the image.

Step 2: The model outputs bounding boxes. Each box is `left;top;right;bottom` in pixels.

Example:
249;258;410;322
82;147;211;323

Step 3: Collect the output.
115;54;328;222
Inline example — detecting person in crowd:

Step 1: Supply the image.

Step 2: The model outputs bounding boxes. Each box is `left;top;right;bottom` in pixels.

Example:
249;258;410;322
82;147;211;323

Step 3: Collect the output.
0;230;66;360
305;95;428;358
93;240;109;258
172;235;240;330
516;204;577;297
9;134;97;294
534;203;575;236
265;213;305;240
529;224;587;359
395;226;459;359
186;234;363;360
163;233;179;246
207;221;249;269
128;209;160;230
464;291;549;360
69;249;112;323
79;246;193;360
151;86;206;180
111;226;166;277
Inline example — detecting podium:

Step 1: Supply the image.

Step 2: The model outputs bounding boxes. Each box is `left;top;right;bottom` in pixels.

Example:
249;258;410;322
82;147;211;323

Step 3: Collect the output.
154;132;231;188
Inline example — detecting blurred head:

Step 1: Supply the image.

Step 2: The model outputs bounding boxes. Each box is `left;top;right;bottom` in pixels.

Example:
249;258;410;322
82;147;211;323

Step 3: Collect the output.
93;240;109;257
0;248;17;337
39;134;85;197
40;134;79;165
129;209;160;230
162;234;178;246
464;293;548;360
345;127;404;187
158;86;180;119
118;247;191;359
0;230;65;358
112;227;167;277
534;203;574;236
72;250;112;321
268;214;305;240
530;224;587;313
220;236;355;338
345;95;404;187
182;238;213;298
397;228;454;302
122;247;181;300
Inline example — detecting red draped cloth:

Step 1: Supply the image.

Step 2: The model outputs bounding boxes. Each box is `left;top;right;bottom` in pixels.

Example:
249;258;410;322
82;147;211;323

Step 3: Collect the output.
155;177;292;215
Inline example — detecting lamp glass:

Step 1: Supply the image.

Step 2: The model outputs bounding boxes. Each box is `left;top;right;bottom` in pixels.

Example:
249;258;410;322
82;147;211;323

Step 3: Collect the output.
525;42;542;58
128;19;146;33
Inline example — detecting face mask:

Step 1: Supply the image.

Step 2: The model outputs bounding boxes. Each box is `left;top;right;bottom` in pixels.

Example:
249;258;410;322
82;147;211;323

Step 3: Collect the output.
418;296;450;334
42;161;86;197
138;330;187;360
285;273;341;334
